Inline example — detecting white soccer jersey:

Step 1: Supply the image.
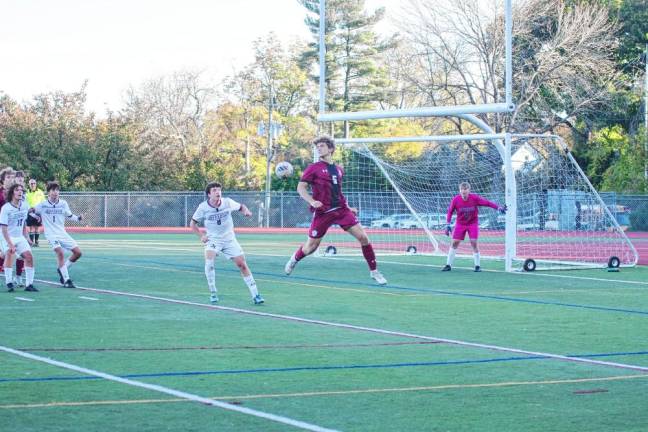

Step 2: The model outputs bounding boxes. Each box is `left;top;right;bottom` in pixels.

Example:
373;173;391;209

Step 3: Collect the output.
0;201;29;238
192;198;242;242
33;199;77;237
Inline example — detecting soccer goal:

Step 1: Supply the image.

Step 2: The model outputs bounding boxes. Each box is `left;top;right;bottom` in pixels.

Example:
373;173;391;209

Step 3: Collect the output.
319;133;638;271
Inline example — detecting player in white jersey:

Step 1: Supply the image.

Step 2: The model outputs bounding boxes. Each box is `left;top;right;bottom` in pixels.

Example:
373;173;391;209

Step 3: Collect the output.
190;181;264;305
31;181;83;288
0;184;37;292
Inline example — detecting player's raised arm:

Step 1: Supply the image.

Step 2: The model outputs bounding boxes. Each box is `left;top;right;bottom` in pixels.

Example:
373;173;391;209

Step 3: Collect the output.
239;204;252;217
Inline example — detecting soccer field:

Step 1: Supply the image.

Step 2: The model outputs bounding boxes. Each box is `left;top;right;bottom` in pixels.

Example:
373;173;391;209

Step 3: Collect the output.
1;233;647;431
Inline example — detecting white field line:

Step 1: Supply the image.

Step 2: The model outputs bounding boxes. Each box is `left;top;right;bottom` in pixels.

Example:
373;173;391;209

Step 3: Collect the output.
79;296;99;301
14;297;34;302
0;345;339;432
69;240;648;288
35;280;648;373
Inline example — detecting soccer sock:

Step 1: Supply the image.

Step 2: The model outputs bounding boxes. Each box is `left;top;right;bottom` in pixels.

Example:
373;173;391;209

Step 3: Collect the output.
5;268;13;285
65;259;75;269
16;258;24;276
59;265;70;282
474;252;481;267
204;259;216;293
35;233;40;243
29;233;35;242
447;248;457;266
243;274;259;297
25;267;34;286
294;246;306;262
361;244;377;271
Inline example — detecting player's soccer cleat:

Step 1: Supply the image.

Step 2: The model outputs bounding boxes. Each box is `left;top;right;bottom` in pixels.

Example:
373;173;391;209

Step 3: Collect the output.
370;270;387;285
253;294;265;305
284;254;297;275
14;275;25;288
64;279;76;288
210;293;219;304
57;269;65;285
474;266;481;272
6;282;15;292
24;284;38;292
442;265;452;271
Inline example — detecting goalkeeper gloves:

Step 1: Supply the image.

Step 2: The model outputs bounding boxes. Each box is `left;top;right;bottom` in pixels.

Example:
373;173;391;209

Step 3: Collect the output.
498;204;508;214
445;224;452;236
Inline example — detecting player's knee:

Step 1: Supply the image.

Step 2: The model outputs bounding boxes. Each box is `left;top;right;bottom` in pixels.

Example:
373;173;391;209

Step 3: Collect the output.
22;253;34;266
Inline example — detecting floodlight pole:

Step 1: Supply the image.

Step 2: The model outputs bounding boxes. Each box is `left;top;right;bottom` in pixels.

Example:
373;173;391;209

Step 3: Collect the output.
505;0;513;110
644;43;647;180
264;83;274;228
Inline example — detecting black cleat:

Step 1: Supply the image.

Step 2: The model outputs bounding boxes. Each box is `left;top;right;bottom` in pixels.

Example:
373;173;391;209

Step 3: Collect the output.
7;282;15;292
57;269;65;285
474;266;481;272
441;265;451;271
24;284;38;292
64;279;76;288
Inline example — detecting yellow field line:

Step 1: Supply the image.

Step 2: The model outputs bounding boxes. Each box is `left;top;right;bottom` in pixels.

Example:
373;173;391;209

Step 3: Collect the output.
3;373;646;410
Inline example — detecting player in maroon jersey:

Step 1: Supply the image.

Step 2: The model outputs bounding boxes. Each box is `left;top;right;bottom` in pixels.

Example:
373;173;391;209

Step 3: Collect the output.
284;136;387;285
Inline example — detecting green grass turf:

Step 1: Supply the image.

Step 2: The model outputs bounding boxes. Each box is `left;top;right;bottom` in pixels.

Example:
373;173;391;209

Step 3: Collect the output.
1;232;647;431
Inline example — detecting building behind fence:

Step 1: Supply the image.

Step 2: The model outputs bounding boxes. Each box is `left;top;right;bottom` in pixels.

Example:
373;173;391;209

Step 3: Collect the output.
61;191;648;232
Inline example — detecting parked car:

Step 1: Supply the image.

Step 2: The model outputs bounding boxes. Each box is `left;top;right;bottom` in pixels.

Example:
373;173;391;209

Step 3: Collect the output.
371;213;417;228
357;210;384;227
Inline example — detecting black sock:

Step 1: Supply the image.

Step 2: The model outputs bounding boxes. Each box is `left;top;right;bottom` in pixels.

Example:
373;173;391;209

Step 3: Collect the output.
35;233;39;242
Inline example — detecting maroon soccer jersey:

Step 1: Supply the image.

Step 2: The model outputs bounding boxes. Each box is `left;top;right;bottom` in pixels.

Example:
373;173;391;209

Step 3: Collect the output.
300;161;348;214
446;193;498;226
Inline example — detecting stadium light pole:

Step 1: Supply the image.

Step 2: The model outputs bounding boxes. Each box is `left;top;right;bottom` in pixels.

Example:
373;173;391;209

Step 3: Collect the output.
644;43;647;180
264;83;274;228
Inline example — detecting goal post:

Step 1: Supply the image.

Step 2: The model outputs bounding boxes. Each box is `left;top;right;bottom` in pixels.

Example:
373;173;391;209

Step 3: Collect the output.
319;133;638;271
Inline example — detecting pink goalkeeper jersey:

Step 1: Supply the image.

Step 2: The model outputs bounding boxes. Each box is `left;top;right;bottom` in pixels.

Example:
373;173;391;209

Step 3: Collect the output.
446;193;499;226
300;161;348;214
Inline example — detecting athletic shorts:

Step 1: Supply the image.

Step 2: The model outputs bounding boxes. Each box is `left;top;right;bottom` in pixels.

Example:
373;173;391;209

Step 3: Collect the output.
47;233;78;251
26;214;42;227
1;236;32;256
204;237;244;259
452;223;479;241
309;207;359;239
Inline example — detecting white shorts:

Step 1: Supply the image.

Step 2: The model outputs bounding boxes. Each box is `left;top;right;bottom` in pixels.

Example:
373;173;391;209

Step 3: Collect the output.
1;236;32;256
205;238;244;259
47;233;78;251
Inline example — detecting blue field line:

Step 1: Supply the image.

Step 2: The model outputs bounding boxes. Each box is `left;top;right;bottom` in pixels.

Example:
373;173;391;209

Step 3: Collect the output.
85;256;648;317
2;351;647;383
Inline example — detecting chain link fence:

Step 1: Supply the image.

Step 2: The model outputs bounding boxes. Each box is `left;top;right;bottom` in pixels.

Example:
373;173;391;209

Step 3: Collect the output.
60;191;648;231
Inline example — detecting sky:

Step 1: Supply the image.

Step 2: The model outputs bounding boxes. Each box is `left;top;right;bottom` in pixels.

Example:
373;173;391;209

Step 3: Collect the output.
1;0;391;115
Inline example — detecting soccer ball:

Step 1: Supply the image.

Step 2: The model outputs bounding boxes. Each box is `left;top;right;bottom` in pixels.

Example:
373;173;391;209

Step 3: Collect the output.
275;161;294;178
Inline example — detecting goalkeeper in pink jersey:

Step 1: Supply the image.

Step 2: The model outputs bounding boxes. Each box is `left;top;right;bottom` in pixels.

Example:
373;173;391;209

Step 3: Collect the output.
442;182;507;272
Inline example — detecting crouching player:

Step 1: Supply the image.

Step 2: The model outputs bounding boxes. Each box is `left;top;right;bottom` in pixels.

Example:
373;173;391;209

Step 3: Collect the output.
190;182;264;305
31;182;83;288
1;184;37;292
443;182;507;272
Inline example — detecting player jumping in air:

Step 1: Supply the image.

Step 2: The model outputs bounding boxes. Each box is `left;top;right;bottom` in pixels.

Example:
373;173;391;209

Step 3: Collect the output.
31;181;84;288
443;182;507;272
284;135;387;285
190;182;264;305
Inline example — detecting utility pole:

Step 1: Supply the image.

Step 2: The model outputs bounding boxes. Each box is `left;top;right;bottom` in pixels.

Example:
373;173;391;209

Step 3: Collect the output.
264;84;274;228
644;43;647;180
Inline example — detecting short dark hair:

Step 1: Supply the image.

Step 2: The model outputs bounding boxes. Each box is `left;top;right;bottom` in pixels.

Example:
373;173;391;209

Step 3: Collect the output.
205;182;222;196
0;167;14;183
15;170;25;178
6;183;23;202
47;181;61;192
313;135;335;151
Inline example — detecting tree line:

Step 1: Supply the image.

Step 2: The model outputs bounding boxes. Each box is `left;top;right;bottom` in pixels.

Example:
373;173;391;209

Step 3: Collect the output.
0;0;646;193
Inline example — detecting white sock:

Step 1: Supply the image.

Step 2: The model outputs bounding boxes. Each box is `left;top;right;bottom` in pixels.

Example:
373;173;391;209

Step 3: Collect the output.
447;249;456;266
204;260;216;293
474;252;481;267
243;274;259;297
5;267;13;285
65;259;75;269
59;265;70;281
25;267;34;286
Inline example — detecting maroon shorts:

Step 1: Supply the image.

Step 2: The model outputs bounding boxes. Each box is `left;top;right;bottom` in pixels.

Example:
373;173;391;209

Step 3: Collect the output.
309;207;359;238
453;223;479;241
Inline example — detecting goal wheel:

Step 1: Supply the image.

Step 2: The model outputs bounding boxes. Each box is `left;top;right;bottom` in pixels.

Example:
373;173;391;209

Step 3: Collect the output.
325;245;337;256
406;245;417;254
607;256;620;269
522;258;536;272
